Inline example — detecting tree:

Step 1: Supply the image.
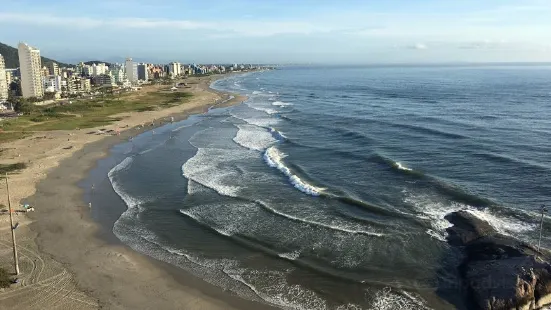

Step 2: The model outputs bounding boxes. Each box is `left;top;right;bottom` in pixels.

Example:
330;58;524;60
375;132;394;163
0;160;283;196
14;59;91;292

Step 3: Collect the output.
13;98;37;114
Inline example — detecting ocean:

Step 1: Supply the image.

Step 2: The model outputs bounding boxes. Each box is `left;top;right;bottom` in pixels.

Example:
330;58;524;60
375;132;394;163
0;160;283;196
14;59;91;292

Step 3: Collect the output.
90;65;551;309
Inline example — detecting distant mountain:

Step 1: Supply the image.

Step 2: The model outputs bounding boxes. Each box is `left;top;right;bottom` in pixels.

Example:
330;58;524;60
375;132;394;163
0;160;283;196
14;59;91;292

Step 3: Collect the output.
0;42;73;69
83;60;113;67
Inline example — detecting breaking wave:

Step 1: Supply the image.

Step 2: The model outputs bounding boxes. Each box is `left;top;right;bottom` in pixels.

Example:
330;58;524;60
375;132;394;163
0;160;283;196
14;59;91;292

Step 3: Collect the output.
263;146;325;196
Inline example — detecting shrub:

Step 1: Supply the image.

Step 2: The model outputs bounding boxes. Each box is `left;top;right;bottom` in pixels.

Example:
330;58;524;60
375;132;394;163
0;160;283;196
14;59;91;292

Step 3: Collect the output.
0;268;13;288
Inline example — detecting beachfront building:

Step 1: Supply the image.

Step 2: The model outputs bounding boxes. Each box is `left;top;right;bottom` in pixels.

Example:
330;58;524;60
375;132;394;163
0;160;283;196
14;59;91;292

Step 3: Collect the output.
167;62;181;77
49;62;60;76
18;42;44;98
75;62;85;76
0;55;8;102
82;65;93;76
125;58;138;83
67;76;91;94
93;74;115;87
137;63;148;81
91;63;109;76
110;66;127;84
149;65;165;79
43;75;63;93
81;78;91;92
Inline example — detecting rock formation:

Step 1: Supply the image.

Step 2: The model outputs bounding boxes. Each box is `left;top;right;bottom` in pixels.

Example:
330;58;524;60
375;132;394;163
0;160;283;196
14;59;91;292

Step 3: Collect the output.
445;210;551;310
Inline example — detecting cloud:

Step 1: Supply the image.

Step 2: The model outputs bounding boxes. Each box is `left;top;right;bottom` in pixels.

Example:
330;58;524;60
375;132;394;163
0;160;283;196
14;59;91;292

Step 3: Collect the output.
0;12;336;37
409;43;428;50
458;39;509;50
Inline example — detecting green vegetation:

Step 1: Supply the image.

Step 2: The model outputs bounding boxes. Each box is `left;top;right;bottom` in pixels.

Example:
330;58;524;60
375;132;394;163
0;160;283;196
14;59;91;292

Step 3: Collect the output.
0;89;193;133
0;163;27;175
0;41;72;69
0;268;13;288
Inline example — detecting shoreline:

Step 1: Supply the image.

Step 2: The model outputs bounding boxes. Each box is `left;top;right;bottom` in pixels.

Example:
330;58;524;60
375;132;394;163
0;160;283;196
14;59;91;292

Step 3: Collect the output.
0;73;275;309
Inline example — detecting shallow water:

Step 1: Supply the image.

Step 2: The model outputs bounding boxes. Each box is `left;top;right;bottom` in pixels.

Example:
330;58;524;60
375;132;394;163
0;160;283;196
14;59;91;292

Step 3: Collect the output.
100;66;551;309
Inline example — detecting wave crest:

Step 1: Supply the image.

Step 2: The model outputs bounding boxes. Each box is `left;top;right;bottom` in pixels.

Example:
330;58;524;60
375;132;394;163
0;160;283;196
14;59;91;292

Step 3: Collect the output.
263;146;325;196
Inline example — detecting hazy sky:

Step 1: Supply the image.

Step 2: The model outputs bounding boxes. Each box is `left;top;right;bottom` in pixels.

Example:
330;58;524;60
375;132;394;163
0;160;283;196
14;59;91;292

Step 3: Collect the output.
1;0;551;64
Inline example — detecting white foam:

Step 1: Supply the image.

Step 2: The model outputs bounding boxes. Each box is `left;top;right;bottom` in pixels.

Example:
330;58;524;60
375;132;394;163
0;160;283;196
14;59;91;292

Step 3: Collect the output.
278;250;301;261
233;124;278;151
370;288;430;310
396;162;413;171
272;101;294;107
108;157;146;209
230;111;280;128
264;146;325;197
336;304;363;310
187;179;208;195
179;209;235;236
225;269;328;310
259;200;384;237
269;127;287;140
406;193;536;241
252;90;262;95
109;156;134;175
182;148;256;197
257;107;280;115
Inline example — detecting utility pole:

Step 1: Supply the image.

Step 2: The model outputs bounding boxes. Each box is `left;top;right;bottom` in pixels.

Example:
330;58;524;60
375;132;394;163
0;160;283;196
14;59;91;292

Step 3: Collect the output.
537;204;548;260
5;173;20;275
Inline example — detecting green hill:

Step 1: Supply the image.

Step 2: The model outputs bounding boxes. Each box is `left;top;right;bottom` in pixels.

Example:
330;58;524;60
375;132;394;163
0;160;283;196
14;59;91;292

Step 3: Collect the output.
84;60;113;67
0;42;72;69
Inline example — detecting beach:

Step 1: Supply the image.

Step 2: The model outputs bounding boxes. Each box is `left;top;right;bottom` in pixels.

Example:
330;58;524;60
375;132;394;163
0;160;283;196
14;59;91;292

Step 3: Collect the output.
0;75;272;309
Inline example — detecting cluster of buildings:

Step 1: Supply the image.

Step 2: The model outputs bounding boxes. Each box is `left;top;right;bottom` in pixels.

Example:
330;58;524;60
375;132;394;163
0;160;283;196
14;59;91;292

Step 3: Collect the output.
0;42;267;106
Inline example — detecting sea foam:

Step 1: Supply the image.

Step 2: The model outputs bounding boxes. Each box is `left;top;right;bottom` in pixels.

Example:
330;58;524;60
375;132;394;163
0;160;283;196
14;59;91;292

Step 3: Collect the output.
263;146;325;196
233;124;277;151
183;148;256;197
406;193;536;242
108;157;144;209
258;199;384;237
272;101;293;107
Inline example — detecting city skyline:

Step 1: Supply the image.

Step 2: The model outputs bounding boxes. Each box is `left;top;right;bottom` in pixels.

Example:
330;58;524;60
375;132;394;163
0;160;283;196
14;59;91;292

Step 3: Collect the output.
1;0;551;64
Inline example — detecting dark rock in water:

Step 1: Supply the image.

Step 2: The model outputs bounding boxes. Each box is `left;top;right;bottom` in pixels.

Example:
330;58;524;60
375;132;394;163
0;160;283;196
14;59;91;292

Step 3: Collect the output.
445;210;498;245
445;210;551;310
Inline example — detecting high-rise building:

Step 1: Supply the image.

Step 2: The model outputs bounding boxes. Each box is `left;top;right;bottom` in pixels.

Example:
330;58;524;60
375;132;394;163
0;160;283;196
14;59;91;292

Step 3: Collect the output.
18;42;44;98
167;62;181;77
125;58;138;82
0;55;8;102
137;63;148;81
49;62;60;76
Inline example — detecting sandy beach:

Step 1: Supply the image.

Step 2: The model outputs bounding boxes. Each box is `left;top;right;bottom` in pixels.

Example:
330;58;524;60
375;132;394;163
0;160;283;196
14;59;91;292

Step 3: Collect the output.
0;75;274;309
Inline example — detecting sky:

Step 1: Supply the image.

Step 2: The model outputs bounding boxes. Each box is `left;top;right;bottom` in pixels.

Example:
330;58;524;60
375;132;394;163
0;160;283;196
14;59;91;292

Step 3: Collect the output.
1;0;551;64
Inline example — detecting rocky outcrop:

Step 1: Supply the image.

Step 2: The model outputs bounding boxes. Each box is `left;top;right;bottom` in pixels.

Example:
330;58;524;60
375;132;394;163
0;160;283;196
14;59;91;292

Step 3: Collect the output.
445;210;551;310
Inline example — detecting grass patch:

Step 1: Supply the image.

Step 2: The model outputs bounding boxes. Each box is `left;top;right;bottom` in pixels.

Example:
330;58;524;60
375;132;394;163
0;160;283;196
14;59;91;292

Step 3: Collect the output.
0;268;13;288
0;90;193;136
0;162;27;175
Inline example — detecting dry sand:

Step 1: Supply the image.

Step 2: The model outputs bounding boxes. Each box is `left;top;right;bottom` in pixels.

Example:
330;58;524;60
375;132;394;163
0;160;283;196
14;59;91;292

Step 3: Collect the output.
0;75;273;309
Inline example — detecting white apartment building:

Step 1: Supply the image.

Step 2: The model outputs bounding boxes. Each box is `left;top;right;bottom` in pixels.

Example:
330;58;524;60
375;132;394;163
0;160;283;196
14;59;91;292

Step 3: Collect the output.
168;62;181;77
18;42;44;98
0;55;8;102
83;65;93;76
43;75;62;93
125;58;138;82
110;68;127;84
91;63;108;76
